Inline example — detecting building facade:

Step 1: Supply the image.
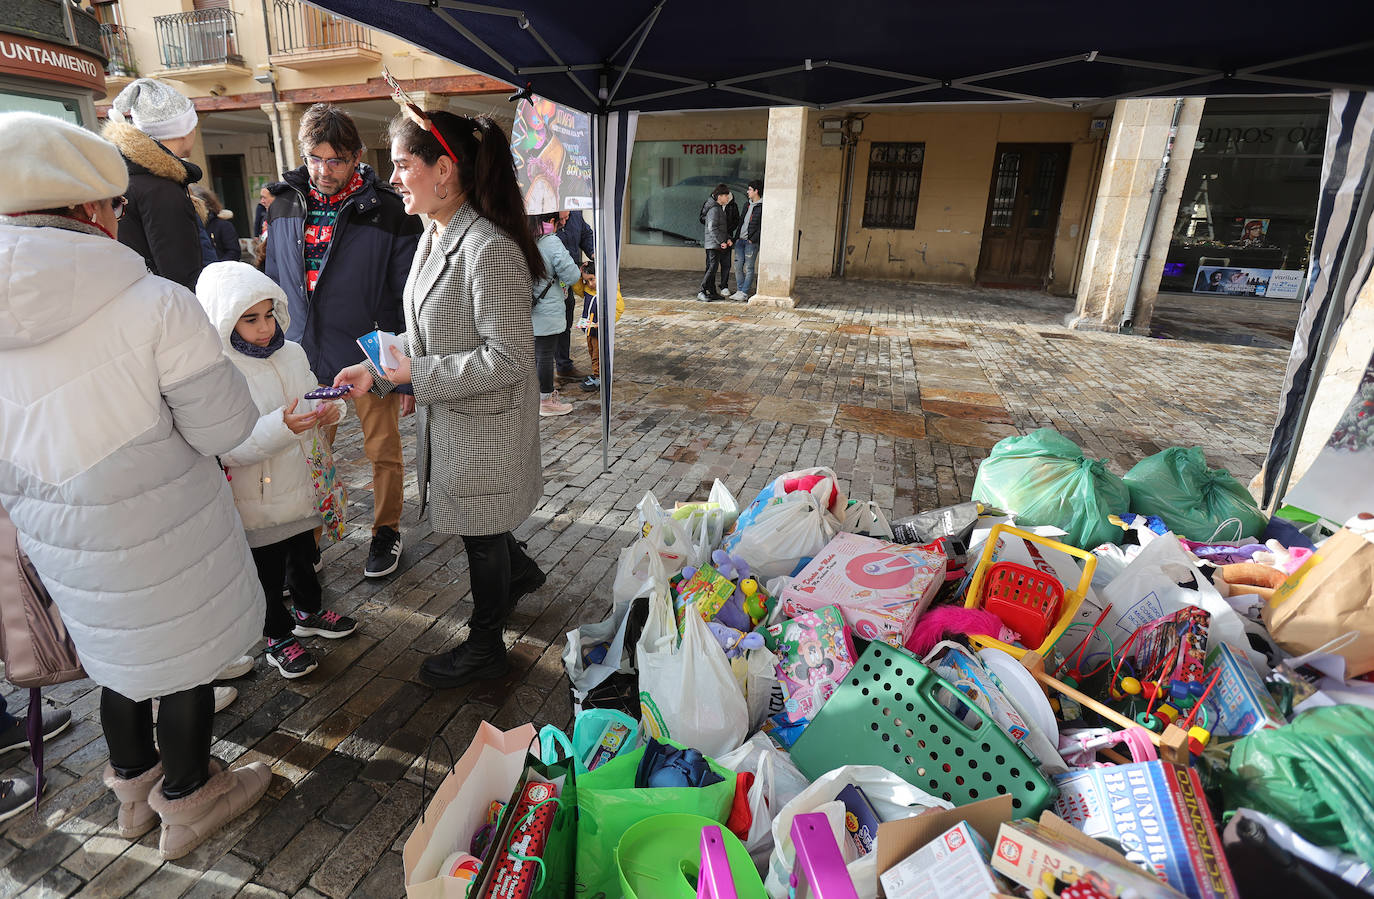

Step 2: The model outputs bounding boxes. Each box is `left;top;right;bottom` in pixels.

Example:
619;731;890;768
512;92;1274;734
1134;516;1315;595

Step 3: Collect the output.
2;0;109;126
81;0;510;237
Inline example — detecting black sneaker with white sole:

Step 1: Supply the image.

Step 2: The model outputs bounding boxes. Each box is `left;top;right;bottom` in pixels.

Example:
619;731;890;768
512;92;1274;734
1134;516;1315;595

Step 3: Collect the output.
266;637;318;679
0;706;71;755
292;608;358;639
365;526;402;577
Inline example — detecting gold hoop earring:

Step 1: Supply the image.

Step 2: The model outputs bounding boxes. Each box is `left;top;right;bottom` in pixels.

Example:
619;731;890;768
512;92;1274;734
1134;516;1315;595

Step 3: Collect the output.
433;183;449;200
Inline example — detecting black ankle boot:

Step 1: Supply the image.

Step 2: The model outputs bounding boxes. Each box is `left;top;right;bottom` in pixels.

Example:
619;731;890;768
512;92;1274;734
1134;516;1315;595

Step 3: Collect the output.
510;562;547;603
420;632;509;688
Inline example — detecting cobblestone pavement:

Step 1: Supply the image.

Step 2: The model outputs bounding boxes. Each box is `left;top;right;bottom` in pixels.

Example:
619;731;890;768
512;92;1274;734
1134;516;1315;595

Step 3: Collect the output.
0;272;1292;898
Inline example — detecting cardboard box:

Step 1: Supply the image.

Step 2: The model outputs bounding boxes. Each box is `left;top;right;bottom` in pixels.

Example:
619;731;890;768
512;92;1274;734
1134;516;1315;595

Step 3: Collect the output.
875;796;1012;898
992;819;1186;898
1052;762;1238;899
881;820;998;899
1203;642;1286;736
781;532;947;647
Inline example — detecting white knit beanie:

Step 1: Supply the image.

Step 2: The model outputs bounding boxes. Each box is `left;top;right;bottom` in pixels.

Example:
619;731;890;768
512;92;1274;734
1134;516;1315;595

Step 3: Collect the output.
0;112;129;215
109;78;198;142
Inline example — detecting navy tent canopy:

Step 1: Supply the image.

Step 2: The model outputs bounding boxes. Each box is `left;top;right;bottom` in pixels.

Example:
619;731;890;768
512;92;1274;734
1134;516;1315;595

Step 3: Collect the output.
303;1;1372;113
309;0;1374;508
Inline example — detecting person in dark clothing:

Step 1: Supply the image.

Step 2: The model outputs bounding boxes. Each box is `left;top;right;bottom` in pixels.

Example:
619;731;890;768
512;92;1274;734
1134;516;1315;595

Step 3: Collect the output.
191;186;241;262
729;179;763;300
263;103;421;579
554;209;595;384
102;78;205;291
718;192;741;295
253;186;272;239
698;184;733;302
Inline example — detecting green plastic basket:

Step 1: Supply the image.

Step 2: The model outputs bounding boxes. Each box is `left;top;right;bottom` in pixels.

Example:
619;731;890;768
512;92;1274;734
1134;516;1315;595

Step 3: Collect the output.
788;641;1057;817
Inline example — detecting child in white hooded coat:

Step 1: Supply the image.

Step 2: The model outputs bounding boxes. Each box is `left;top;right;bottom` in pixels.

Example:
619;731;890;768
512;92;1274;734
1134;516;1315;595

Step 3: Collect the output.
197;262;358;678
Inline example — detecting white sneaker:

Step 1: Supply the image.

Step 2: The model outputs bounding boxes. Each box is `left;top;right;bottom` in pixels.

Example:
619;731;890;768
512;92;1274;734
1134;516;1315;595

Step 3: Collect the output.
215;655;254;681
152;686;237;722
696;291;709;301
731;290;748;301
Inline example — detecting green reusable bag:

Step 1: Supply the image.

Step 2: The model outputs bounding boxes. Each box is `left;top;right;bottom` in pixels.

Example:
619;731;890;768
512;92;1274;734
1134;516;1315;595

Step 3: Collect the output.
1123;446;1269;542
971;428;1130;549
574;739;735;899
1220;704;1374;866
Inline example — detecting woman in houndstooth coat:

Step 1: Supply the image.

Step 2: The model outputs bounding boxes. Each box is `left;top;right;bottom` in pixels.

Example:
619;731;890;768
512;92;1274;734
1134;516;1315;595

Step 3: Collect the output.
335;110;550;689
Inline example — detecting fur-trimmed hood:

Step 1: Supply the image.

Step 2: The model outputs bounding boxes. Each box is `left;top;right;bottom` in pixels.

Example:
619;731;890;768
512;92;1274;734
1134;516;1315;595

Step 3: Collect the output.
101;121;202;186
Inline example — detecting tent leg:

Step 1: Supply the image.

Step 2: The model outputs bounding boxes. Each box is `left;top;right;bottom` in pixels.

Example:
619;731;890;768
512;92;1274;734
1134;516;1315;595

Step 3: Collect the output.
593;110;610;474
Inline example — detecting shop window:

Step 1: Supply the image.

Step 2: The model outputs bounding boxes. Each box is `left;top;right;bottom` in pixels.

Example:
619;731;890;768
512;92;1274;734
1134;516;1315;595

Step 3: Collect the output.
1162;97;1327;300
862;142;924;230
626;139;765;247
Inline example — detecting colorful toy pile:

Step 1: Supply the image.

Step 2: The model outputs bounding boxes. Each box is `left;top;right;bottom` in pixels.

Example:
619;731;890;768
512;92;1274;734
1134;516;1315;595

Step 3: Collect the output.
403;444;1374;899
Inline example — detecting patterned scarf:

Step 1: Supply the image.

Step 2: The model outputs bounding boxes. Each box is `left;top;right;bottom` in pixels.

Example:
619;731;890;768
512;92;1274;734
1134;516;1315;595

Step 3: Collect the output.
230;322;285;358
303;169;365;296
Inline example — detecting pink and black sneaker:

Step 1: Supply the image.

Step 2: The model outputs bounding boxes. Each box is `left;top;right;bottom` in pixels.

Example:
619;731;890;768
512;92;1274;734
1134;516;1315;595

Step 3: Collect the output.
266;637;318;678
291;608;358;639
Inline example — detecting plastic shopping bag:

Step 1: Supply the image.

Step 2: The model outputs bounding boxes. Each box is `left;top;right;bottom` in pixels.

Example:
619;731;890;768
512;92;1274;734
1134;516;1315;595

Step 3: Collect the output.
574;738;735;899
563;539;669;701
728;492;840;581
718;733;813;873
674;479;741;565
636;490;695;574
306;426;348;543
972;428;1130;549
763;765;951;899
637;585;748;759
1221;705;1374;866
728;467;847;544
841;499;894;539
1124;446;1268;543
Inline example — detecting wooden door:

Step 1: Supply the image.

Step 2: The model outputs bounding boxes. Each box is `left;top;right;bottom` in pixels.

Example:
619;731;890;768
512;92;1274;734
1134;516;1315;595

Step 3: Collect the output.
976;143;1070;288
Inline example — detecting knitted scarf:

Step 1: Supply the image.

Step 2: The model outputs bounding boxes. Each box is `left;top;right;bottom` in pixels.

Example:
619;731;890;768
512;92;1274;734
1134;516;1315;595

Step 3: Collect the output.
230;322;285;358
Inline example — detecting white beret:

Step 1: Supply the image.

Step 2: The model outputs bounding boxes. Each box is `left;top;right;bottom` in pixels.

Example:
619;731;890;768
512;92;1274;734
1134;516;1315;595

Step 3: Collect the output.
0;112;129;215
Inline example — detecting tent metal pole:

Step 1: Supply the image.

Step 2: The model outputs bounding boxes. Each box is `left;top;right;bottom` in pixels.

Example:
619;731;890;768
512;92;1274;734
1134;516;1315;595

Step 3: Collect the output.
516;64;603;74
1107;74;1226;101
1236;40;1374;76
829;82;945;107
951;84;1079;107
431;8;518;74
716;84;812;105
1268;145;1374;513
606;1;663;104
1091;55;1214;75
1119;98;1184;333
397;0;521;15
821;60;940;85
608;1;664;64
614;83;709;107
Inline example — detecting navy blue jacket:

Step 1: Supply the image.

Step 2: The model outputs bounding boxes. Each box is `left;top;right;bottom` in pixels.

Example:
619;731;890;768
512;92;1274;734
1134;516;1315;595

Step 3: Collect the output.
264;164;422;383
556;212;595;266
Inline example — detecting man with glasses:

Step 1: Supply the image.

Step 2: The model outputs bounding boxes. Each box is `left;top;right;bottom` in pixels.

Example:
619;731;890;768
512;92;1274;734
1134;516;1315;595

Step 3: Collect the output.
264;103;422;578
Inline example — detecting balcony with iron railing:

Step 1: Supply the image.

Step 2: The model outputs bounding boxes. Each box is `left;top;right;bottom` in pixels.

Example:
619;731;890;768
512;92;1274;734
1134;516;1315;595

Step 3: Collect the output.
269;0;380;69
99;23;137;84
152;8;251;81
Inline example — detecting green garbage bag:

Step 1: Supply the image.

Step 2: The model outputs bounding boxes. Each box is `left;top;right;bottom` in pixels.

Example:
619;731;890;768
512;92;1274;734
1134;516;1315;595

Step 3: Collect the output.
1123;446;1268;542
1221;705;1374;866
574;739;735;898
971;428;1130;549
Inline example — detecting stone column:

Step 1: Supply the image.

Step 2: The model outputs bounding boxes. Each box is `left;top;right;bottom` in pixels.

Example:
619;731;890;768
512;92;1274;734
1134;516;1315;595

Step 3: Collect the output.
260;101;307;175
1069;97;1204;332
751;106;808;308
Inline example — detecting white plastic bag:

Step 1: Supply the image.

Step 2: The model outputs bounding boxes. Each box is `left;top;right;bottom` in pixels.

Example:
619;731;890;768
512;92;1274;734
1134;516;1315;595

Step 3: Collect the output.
841;500;894;539
636;490;694;575
763;765;952;899
730;493;839;581
740;647;780;733
637;586;748;758
675;479;741;567
564;538;671;699
717;733;812;873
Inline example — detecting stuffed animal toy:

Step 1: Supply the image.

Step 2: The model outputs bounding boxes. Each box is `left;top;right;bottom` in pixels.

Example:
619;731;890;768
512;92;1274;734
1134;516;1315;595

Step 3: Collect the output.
709;549;756;632
906;605;1021;657
707;621;766;658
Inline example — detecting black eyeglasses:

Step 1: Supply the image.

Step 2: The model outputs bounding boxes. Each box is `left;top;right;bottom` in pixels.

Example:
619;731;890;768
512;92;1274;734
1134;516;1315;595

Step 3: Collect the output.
111;196;128;220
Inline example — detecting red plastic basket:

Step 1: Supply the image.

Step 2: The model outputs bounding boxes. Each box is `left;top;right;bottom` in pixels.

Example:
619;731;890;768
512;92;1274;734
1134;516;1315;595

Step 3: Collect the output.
979;561;1064;648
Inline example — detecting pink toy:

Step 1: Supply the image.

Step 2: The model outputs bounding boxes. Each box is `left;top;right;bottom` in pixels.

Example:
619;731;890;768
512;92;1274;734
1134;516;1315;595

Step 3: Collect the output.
783;475;840;512
905;605;1020;657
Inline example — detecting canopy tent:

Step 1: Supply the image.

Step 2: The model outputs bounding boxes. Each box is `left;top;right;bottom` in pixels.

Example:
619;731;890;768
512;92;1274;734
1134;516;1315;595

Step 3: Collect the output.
307;0;1374;501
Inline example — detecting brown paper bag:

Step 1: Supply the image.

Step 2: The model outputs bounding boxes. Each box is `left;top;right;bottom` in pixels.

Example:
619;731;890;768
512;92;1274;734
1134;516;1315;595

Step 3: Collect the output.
1264;527;1374;676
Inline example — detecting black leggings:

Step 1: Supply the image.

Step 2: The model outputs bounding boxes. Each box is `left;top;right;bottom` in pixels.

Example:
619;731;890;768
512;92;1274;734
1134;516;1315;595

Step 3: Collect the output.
534;333;560;394
101;684;213;799
461;532;539;637
251;529;324;641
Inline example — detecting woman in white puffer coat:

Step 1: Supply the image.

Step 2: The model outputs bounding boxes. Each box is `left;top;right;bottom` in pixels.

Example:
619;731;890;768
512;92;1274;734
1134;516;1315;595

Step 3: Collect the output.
0;112;270;862
196;262;358;681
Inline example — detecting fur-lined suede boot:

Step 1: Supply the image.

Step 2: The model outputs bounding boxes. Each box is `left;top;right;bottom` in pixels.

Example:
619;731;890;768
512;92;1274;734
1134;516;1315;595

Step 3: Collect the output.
146;759;271;860
102;762;163;839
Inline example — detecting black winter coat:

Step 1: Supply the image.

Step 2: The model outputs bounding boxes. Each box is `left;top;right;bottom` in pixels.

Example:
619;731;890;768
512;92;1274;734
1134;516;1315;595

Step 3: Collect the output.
263;165;422;383
207;213;240;262
102;122;204;291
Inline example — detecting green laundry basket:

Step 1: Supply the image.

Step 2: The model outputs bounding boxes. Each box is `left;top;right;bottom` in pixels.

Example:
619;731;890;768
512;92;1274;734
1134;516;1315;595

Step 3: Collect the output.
788;641;1057;817
616;813;765;899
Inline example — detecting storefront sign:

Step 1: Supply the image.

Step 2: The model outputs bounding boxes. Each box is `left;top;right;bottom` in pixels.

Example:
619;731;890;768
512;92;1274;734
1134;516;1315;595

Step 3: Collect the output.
0;34;105;94
1192;265;1304;300
512;95;593;213
627;139;766;247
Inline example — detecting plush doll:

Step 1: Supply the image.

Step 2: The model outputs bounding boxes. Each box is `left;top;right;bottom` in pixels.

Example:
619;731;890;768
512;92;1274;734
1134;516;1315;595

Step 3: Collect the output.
709;549;756;632
707;621;766;658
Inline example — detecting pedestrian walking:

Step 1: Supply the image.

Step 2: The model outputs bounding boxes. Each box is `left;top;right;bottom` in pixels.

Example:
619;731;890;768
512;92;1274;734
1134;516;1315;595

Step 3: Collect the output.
532;212;582;416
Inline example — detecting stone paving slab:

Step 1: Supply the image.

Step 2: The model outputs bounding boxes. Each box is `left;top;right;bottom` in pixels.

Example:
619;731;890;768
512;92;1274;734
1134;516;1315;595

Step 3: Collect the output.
0;273;1290;897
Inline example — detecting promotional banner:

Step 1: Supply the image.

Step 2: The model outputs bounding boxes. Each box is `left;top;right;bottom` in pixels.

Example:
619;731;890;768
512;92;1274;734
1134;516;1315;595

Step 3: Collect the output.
512;96;593;213
1192;265;1304;299
1284;347;1374;523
